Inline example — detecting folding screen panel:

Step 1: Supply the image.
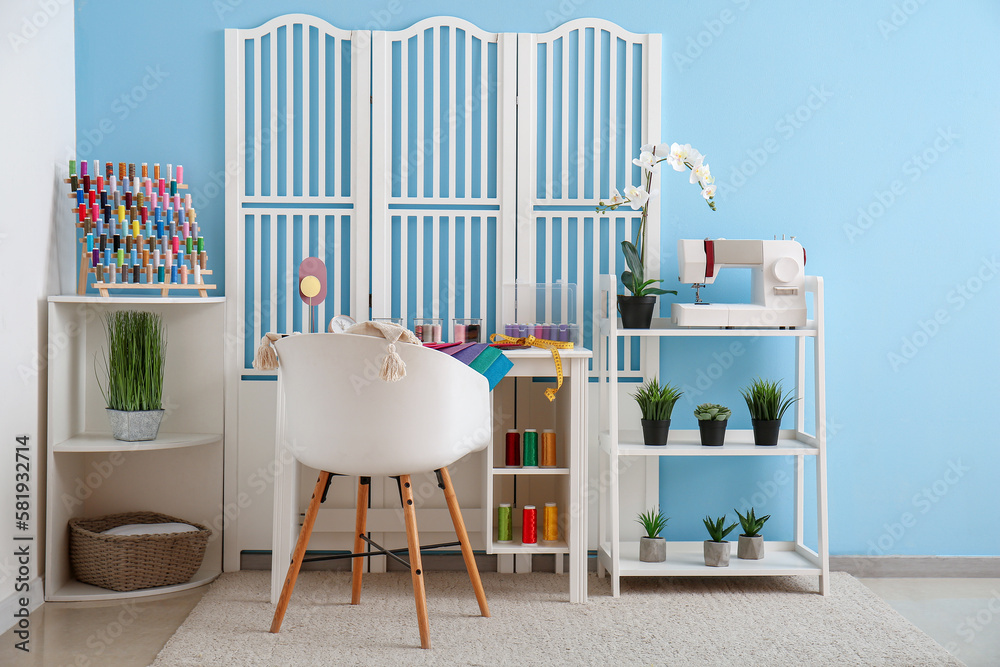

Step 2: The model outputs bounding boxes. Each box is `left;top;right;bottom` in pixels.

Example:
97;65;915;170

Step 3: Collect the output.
225;14;370;374
517;20;661;376
370;18;516;338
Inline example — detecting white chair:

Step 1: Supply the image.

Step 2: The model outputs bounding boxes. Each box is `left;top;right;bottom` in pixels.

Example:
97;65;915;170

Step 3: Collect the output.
268;333;491;649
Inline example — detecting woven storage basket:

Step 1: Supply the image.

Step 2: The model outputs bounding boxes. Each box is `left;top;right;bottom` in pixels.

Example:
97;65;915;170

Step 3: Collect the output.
69;511;211;592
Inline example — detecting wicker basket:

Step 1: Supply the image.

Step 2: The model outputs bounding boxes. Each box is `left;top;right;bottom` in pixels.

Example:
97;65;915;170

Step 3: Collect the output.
69;511;211;592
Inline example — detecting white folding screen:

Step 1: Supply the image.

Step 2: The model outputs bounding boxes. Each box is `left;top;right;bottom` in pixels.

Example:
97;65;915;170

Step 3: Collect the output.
517;21;661;376
225;14;370;375
370;18;516;338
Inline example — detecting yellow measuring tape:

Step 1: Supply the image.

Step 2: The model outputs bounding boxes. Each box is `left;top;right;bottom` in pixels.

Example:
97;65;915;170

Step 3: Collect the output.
490;333;574;401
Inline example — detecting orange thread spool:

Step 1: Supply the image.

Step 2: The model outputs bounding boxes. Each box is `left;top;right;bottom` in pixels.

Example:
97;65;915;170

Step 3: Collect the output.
540;430;557;467
542;503;558;542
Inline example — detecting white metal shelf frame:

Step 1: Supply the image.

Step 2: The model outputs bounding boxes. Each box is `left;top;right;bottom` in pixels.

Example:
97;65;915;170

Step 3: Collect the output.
595;275;829;596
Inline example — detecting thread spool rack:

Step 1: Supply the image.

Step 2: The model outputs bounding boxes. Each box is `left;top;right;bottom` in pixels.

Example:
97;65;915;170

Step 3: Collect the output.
66;160;216;298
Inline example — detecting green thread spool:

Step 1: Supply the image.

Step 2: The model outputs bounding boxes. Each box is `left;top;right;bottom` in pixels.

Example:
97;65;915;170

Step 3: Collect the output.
186;237;193;254
69;159;76;176
116;248;124;267
523;429;539;467
497;504;513;542
197;236;204;252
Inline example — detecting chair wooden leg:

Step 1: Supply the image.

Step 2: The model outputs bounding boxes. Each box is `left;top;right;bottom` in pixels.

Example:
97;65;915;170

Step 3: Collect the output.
351;478;369;605
439;467;490;617
270;471;330;633
399;475;431;649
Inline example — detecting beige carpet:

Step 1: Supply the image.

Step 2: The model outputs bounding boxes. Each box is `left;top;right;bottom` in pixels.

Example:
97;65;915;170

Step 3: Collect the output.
152;571;962;666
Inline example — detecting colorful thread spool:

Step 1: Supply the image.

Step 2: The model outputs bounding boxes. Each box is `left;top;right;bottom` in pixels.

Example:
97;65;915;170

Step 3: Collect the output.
504;429;521;467
540;430;557;467
172;236;180;254
91;249;99;267
522;506;537;544
542;503;559;542
523;429;539;467
497;504;513;543
194;263;201;284
80;160;87;177
180;265;188;284
170;264;178;284
197;236;204;253
132;265;140;284
157;264;165;283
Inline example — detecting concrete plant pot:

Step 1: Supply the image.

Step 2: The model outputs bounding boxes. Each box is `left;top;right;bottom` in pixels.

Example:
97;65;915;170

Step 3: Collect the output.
639;536;667;563
106;409;164;441
703;540;730;567
738;534;765;560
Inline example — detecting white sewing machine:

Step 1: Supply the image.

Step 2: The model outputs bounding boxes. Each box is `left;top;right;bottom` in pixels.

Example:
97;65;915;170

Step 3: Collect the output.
671;238;808;328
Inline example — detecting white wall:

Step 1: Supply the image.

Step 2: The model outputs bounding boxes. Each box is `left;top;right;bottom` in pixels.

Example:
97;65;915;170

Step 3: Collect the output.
0;0;75;629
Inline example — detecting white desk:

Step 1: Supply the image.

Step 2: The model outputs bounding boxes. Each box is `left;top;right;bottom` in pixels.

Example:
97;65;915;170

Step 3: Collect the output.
270;346;592;604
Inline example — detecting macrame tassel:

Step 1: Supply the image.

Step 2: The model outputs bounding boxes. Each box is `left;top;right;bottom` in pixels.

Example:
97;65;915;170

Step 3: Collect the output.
380;343;406;382
253;333;281;370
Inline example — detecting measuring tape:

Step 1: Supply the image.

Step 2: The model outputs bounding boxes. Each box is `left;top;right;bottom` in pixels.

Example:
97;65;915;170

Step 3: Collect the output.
490;333;574;401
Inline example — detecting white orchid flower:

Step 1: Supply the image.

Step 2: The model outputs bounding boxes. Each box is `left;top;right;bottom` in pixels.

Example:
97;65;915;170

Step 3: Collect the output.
606;188;625;207
690;163;713;186
632;151;659;173
666;143;694;171
701;184;717;200
624;184;649;210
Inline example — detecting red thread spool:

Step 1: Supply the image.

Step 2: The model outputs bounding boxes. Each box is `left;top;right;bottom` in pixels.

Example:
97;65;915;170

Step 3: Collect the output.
522;506;537;544
505;429;521;467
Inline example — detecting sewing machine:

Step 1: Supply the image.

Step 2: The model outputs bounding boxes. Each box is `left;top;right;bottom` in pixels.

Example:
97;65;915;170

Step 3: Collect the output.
671;238;808;328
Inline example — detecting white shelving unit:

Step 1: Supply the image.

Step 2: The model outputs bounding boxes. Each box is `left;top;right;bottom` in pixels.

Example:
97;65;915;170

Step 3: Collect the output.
482;348;591;603
45;296;226;601
596;275;829;596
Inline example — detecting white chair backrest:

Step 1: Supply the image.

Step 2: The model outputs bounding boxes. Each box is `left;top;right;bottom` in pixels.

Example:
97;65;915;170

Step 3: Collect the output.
274;334;491;476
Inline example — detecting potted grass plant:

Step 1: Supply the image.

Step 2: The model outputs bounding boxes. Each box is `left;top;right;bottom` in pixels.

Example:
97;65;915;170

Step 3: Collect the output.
694;403;731;446
632;378;683;446
97;310;167;441
735;507;770;560
740;378;800;446
703;514;737;567
595;143;717;329
636;506;669;562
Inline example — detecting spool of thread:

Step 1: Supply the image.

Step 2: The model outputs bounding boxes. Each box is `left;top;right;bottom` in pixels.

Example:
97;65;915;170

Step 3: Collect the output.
523;429;539;467
497;504;513;543
165;248;172;268
504;430;521;467
124;235;132;253
153;249;160;270
103;161;111;179
142;249;149;266
542;503;558;542
180;265;188;284
522;506;537;544
69;159;76;176
88;189;96;208
100;190;107;207
185;194;192;208
176;165;183;184
517;323;529;337
505;323;517;337
109;266;116;284
75;189;84;206
146;264;153;283
466;323;480;342
183;221;190;241
170;179;177;196
172;193;179;211
117;205;125;223
70;174;78;190
130;248;137;266
113;234;120;252
167;163;172;181
170;264;178;284
95;265;103;282
185;236;193;254
453;324;465;343
197;236;204;253
158;178;165;197
132;219;139;237
104;248;112;267
118;162;125;180
78;205;86;224
132;265;140;283
145;179;153;199
172;236;180;254
91;249;99;267
153;163;160;180
193;262;201;284
99;234;107;252
128;163;135;180
141;163;148;178
80;160;87;177
199;251;207;270
157;264;165;283
82;174;90;193
534;324;545;339
125;191;132;209
541;430;557;467
414;324;424;341
431;323;442;343
116;248;124;267
110;174;116;193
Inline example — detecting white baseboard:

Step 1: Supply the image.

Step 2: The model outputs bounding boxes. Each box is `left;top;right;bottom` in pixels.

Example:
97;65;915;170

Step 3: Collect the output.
832;556;1000;578
0;577;43;636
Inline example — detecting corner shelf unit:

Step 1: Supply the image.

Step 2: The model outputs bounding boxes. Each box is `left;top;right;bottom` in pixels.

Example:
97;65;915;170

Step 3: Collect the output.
595;275;829;596
45;296;226;601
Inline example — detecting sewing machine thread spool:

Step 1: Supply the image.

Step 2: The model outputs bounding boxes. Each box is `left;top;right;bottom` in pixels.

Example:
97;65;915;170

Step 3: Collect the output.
91;249;99;267
157;264;165;283
70;174;78;190
193;263;201;284
522;429;539;467
108;265;116;284
180;265;188;284
453;324;465;343
172;236;180;255
82;174;90;193
504;323;517;337
199;252;207;270
185;237;193;255
176;165;183;185
504;430;521;467
113;235;120;253
118;162;125;181
95;265;103;282
540;430;557;467
542;503;558;542
497;504;513;543
170;264;178;284
197;236;204;253
141;163;148;179
132;265;140;283
116;249;124;267
521;506;537;544
80;160;87;177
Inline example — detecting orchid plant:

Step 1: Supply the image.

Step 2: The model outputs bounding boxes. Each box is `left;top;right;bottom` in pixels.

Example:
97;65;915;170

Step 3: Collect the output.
595;143;717;297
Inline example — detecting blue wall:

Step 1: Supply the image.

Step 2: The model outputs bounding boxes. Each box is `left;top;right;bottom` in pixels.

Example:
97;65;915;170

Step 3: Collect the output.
76;0;1000;556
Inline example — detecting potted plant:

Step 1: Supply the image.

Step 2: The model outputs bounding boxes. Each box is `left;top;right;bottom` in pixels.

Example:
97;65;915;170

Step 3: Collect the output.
734;507;770;560
632;377;682;446
694;403;731;446
702;514;737;567
595;143;717;329
97;310;167;441
636;506;669;563
740;377;800;446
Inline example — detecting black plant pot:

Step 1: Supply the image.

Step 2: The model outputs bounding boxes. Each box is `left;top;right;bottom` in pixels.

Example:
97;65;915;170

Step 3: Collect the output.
618;295;656;329
698;419;728;446
641;419;670;446
751;419;781;446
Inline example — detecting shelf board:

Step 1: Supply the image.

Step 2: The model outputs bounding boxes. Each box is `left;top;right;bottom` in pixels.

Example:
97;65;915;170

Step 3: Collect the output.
49;295;225;304
492;467;570;475
53;432;223;453
606;317;817;337
490;538;569;554
604;541;821;577
601;429;818;456
46;563;220;602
